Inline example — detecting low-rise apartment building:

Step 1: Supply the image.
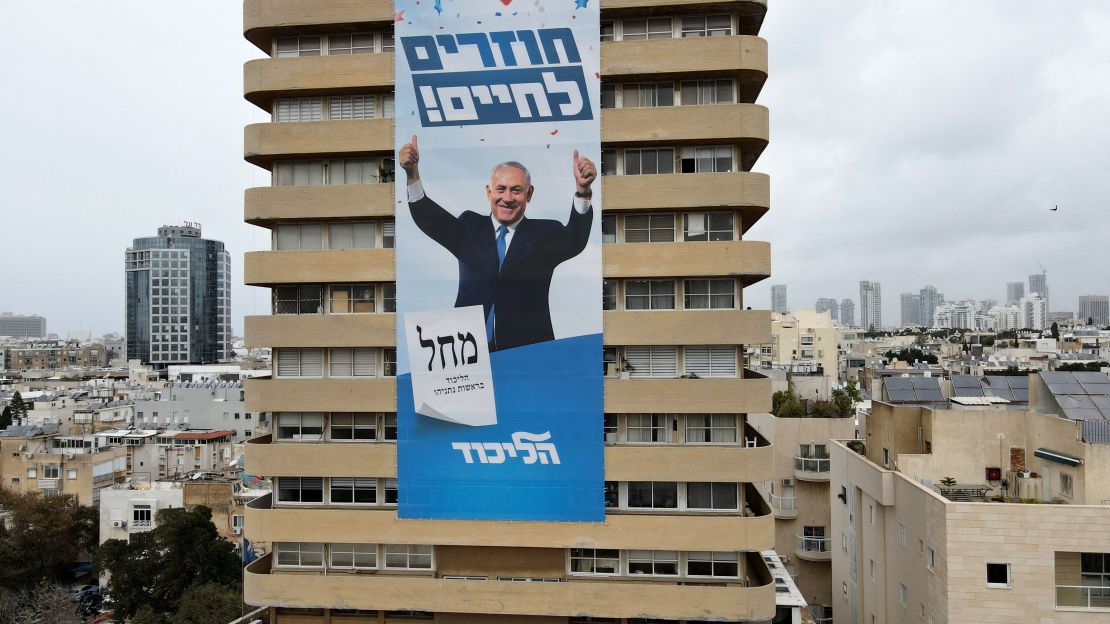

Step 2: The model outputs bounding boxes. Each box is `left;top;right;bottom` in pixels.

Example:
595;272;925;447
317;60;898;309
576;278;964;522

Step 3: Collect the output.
0;424;128;505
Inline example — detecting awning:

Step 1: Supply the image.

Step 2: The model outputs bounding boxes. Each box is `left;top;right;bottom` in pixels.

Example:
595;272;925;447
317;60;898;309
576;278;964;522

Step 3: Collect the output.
1033;447;1083;467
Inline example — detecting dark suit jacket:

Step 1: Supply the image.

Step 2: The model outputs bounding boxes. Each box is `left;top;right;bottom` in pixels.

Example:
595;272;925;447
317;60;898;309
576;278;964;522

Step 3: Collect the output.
410;195;593;351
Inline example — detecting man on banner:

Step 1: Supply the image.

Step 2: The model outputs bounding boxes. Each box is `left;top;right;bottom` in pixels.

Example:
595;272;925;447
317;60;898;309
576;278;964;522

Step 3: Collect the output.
399;135;597;351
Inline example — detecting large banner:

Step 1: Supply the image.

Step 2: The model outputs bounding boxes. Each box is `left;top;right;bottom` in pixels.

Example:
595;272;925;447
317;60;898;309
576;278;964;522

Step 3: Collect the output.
394;0;603;521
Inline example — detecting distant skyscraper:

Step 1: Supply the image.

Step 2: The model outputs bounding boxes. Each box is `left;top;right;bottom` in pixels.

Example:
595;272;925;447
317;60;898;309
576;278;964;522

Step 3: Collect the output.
919;285;941;328
1029;272;1048;310
1006;282;1024;306
125;224;231;367
815;297;839;322
1078;295;1110;326
1019;293;1047;330
900;293;922;327
771;285;788;313
0;313;46;338
840;298;856;328
859;281;882;331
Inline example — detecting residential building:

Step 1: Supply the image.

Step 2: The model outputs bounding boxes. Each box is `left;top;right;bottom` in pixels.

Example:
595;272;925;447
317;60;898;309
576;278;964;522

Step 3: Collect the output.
132;381;265;443
919;285;942;329
240;2;776;622
1029;272;1049;311
1020;293;1048;330
772;284;789;313
0;424;128;505
0;313;46;338
125;224;232;368
840;299;856;328
816;298;839;323
899;293;921;328
1078;295;1109;327
1006;281;1024;306
988;305;1021;332
6;340;108;370
769;310;838;379
859;282;881;331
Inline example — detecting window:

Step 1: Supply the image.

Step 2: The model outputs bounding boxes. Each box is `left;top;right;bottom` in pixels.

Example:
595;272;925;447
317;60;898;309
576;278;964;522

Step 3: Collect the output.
330;477;376;504
869;559;875;580
683;212;734;241
883;447;890;465
680;15;731;38
601;214;616;244
623;346;677;378
330;285;375;313
328;348;376;377
686;482;738;510
275;348;324;378
602;281;617;311
385;544;432;569
685;414;737;443
276;477;324;503
622;18;673;40
275;36;320;57
680;80;735;106
802;526;827;553
603;347;618;376
604;481;619;508
898;523;907;546
384;478;398;503
274;160;324;186
383;348;397;377
1061;471;1074;498
330;543;377;569
328;33;374;55
986;563;1011;588
133;505;152;528
600;149;617;176
684;346;736;378
621;82;674;107
603;415;618;442
329;159;380;185
276;223;323;250
273;285;323;314
600;21;615;42
383;414;398;441
328;95;376;120
679;146;732;173
382;221;395;248
600;84;616;109
331;413;377;440
900;583;908;606
570;548;620;575
927;547;936;571
275;97;323;122
628;550;678;576
42;465;60;479
66;469;77;480
626;414;669;443
329;222;376;249
684;279;735;309
26;468;36;478
381;95;395;118
623;213;675;243
276;413;324;441
276;542;324;568
627;482;678;509
1081;553;1110;592
687;551;738;577
383;283;396;312
624;148;675;175
625;280;675;310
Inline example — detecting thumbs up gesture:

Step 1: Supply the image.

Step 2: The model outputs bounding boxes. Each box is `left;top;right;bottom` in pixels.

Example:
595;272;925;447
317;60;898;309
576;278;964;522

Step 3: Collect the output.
400;134;421;182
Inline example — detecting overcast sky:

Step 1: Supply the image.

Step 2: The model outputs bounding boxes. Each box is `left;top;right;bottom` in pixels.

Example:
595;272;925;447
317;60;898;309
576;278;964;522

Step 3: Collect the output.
1;1;1107;337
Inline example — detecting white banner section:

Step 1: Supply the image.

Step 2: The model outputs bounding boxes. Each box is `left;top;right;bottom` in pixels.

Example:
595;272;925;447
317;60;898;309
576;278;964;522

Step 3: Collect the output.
403;305;497;427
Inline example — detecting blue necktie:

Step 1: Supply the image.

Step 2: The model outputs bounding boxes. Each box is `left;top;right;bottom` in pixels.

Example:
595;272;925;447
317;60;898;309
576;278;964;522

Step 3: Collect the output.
487;225;509;342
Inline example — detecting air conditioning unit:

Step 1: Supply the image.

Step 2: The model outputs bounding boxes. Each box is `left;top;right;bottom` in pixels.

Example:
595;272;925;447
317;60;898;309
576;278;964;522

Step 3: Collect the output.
781;478;794;487
232;527;243;536
111;520;126;528
23;452;33;460
780;555;791;564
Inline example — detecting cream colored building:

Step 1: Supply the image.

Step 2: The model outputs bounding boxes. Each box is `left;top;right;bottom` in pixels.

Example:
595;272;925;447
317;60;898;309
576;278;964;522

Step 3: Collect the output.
830;400;1110;624
766;310;838;380
750;411;856;624
0;425;128;505
240;0;776;622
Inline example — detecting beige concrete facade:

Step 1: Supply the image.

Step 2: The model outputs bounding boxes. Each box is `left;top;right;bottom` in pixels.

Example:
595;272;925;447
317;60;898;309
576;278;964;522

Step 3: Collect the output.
0;434;127;506
241;0;775;621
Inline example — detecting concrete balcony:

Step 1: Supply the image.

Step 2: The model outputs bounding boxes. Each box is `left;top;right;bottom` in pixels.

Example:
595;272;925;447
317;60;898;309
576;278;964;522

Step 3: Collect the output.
603;240;770;283
605;374;771;414
795;535;830;562
601;171;769;233
246;436;396;478
244;53;394;109
603;104;768;171
601;35;767;102
243;249;394;286
244;378;396;413
793;456;831;482
244;314;395;348
244;118;392;166
244;184;394;225
245;553;776;621
601;1;767;36
244;0;395;51
769;494;797;520
603;309;770;347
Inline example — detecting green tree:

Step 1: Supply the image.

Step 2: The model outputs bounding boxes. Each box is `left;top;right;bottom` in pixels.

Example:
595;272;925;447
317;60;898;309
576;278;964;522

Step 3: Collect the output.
1056;361;1110;372
0;580;72;624
1050;322;1060;340
883;348;938;365
808;400;840;419
844;379;863;403
0;490;98;589
772;390;805;418
173;581;247;624
7;391;27;423
831;388;853;418
95;506;240;619
0;405;10;430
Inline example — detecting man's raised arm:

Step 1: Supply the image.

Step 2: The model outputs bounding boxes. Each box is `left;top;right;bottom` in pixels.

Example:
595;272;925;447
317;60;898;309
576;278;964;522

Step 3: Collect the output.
400;134;466;257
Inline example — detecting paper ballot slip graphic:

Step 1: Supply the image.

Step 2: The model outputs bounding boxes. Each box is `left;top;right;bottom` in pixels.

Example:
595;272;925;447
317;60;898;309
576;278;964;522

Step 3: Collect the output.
403;306;497;427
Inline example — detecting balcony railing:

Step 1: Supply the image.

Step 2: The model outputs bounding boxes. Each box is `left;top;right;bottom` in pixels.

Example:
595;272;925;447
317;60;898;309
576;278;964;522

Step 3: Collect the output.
794;456;830;473
1056;584;1110;610
795;535;830;561
769;494;797;519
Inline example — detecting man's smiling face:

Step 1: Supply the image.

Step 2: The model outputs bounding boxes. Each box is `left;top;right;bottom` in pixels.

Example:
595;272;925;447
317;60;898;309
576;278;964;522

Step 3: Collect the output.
486;165;534;226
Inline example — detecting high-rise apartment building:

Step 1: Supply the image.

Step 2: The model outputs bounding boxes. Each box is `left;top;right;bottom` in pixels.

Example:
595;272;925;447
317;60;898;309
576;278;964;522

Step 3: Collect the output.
771;284;788;313
1006;281;1025;306
241;2;777;622
840;298;856;328
899;293;922;328
859;281;881;331
1029;272;1048;310
1020;293;1048;330
125;225;231;367
0;313;46;338
918;285;941;328
1078;295;1109;327
815;297;839;323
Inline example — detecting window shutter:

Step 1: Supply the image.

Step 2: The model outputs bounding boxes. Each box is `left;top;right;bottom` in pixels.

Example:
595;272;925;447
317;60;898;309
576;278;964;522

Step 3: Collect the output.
651;347;677;377
329;223;353;249
624;346;651;378
710;346;736;377
352;222;375;248
330;348;353;376
276;349;300;377
684;347;711;377
301;349;323;377
353;348;376;377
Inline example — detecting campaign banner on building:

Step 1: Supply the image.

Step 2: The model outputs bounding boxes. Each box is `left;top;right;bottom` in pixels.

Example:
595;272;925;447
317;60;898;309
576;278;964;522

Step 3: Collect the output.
394;0;603;521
